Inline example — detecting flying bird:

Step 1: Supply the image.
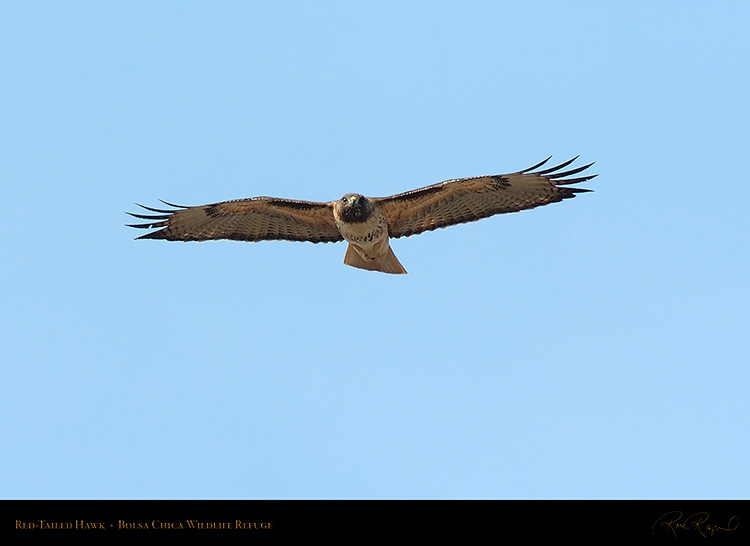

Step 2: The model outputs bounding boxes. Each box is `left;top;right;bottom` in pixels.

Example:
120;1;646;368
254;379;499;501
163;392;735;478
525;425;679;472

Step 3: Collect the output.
127;156;596;274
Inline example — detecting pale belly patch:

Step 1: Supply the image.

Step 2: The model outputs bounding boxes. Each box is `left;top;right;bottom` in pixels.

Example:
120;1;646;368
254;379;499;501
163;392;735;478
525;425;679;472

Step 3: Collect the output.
339;213;389;259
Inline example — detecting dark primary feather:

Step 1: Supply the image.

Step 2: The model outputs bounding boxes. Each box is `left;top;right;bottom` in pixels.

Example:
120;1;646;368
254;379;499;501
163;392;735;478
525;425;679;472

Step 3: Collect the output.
376;157;596;238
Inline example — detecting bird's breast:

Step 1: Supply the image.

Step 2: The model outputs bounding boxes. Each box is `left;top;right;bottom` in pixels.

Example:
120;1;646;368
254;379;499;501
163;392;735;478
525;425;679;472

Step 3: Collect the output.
337;209;389;247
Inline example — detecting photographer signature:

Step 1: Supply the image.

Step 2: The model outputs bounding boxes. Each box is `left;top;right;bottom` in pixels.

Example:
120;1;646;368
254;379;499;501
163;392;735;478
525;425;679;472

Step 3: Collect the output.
652;511;739;539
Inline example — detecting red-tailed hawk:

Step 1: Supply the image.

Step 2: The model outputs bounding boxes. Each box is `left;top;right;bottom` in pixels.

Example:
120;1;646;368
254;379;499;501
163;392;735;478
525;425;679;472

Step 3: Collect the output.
128;156;595;274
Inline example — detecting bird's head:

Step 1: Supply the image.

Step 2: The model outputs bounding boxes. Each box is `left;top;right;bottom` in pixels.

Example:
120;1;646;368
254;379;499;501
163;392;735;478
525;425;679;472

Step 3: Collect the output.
335;193;372;223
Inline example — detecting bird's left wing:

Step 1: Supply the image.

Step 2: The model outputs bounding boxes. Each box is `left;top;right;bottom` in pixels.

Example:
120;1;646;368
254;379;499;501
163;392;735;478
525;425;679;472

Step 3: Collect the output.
127;197;343;243
376;157;596;239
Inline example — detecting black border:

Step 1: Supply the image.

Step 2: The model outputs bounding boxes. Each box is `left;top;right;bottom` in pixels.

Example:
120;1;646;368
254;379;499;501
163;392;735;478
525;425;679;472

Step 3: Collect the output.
3;500;748;542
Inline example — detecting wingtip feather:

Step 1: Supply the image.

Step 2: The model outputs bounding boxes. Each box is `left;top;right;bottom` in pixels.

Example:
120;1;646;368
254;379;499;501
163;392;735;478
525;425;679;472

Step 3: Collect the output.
520;156;553;173
535;156;579;175
526;157;597;187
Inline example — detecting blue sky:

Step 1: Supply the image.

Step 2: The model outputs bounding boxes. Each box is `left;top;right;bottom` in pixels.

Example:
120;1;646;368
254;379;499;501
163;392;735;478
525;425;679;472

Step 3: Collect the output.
2;1;748;499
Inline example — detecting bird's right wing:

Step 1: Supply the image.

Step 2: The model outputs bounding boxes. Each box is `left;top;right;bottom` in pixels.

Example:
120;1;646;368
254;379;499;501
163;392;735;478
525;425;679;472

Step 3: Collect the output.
127;197;344;243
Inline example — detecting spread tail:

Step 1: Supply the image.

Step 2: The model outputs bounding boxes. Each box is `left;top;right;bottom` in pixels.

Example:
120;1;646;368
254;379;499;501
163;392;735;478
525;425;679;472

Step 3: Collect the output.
344;243;407;275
